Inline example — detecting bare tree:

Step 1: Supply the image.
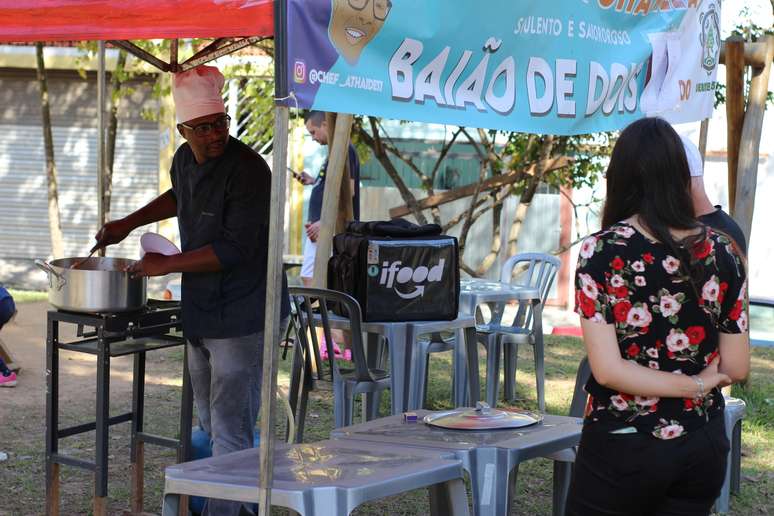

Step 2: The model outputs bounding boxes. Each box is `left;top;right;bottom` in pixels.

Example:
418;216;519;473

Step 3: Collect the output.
35;43;65;258
103;50;128;222
354;117;612;276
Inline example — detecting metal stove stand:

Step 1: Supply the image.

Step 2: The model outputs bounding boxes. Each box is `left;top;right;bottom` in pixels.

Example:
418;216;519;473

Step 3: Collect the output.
45;300;193;516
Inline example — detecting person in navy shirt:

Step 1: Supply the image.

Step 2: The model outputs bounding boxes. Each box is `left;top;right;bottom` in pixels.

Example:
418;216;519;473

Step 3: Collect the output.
295;110;360;286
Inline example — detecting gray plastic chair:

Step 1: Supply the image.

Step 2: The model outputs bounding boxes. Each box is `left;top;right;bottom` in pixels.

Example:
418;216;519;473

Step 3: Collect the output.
288;287;391;429
477;253;560;410
715;397;745;514
161;439;470;516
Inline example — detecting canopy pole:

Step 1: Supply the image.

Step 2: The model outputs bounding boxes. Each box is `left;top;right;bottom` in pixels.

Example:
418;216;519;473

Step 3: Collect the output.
97;41;106;255
258;1;289;514
257;104;288;516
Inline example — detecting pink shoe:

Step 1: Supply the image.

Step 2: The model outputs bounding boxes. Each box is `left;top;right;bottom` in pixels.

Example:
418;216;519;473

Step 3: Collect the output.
0;372;16;387
319;341;352;362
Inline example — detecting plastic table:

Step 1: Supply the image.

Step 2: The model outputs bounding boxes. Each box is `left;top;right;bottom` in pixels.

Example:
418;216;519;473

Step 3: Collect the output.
162;439;470;516
332;410;582;516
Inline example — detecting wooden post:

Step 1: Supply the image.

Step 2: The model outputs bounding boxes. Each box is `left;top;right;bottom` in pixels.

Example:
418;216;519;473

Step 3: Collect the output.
130;442;144;513
725;36;746;212
733;35;774;243
47;463;60;516
312;113;354;287
698;119;709;164
257;105;290;516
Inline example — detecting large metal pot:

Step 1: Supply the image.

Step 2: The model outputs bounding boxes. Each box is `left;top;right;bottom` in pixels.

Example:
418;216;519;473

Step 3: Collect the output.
35;257;147;313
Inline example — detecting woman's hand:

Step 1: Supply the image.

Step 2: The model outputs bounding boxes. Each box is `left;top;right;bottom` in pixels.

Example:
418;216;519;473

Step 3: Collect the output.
696;356;732;394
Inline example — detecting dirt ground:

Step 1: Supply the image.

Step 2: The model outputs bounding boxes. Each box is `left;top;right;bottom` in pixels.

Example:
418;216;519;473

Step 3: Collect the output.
0;301;188;515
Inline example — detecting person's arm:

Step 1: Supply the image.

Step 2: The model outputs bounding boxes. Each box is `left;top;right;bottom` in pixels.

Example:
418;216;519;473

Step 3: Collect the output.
128;246;221;278
718;332;749;383
581;318;729;398
92;190;177;252
715;246;750;383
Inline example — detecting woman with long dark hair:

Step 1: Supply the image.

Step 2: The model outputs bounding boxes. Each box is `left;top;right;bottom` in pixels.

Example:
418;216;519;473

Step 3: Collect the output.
567;117;749;515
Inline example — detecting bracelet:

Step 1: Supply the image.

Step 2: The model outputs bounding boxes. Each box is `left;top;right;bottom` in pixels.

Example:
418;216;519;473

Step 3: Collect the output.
691;375;705;399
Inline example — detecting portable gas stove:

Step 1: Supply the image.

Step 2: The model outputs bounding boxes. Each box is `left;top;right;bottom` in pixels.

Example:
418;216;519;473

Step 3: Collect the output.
45;299;193;516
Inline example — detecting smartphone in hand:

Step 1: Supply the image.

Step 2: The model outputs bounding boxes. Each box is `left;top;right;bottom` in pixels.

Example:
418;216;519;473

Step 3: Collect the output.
288;167;303;181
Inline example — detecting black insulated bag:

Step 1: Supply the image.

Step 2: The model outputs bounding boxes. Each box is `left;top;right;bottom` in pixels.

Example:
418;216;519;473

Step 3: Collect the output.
327;219;460;322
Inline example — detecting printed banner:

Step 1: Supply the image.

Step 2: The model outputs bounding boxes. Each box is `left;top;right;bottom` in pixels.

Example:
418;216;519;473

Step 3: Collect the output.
286;0;721;135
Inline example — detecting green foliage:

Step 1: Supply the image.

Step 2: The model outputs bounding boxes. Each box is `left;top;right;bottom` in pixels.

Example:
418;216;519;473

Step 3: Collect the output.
502;131;613;194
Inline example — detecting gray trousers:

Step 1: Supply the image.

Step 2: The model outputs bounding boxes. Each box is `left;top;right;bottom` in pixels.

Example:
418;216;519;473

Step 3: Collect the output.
187;324;281;516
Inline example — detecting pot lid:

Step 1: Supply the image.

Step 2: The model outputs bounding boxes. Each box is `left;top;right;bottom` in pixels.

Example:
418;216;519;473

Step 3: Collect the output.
423;402;542;430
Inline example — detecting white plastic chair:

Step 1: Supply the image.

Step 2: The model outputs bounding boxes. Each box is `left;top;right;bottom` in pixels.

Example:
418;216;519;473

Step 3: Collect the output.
477;252;560;410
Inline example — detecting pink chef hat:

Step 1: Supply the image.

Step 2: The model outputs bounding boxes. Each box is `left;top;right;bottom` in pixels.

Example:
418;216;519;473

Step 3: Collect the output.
171;65;226;124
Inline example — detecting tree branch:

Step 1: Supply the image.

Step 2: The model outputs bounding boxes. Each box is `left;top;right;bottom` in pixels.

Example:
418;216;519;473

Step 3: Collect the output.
356;119;428;224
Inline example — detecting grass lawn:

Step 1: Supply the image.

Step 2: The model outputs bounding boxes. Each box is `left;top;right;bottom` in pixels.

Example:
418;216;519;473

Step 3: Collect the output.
1;335;772;515
6;289;47;304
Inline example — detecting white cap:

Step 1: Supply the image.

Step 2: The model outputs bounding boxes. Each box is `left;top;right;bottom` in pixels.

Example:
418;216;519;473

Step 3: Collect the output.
680;135;704;177
171;65;226;124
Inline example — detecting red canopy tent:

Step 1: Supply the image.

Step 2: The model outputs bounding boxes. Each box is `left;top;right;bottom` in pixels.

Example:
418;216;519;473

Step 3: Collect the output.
0;0;274;42
0;3;289;516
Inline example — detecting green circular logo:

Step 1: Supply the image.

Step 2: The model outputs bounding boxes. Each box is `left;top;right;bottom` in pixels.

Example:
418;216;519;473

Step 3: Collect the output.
368;265;380;277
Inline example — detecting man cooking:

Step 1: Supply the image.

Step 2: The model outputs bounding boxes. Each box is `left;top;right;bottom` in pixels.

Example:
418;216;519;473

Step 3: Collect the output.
92;65;289;516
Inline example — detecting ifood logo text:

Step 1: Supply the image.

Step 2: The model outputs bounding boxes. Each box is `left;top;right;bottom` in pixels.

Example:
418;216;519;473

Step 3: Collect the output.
378;259;446;299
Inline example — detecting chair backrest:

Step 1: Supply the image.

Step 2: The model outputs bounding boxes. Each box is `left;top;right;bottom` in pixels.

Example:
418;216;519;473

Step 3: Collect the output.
287;287;374;383
500;252;561;328
568;356;591;418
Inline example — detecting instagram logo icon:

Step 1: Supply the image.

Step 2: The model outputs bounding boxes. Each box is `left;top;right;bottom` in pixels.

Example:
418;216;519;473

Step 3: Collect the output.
293;60;307;84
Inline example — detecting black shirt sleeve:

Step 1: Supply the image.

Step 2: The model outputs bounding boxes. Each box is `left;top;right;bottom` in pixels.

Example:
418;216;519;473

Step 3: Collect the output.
715;234;748;334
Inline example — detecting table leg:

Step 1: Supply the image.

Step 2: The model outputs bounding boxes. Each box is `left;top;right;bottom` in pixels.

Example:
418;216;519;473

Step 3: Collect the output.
384;325;410;414
464;326;480;406
94;331;110;504
130;352;146;512
452;328;468;408
46;317;60;516
470;449;510;516
429;478;471;516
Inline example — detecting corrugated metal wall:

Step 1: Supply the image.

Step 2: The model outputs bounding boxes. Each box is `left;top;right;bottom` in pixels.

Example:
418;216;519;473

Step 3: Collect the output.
0;68;159;260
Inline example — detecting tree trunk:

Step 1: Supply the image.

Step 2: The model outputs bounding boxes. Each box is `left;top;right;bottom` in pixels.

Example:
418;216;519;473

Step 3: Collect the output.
35;43;65;258
474;198;503;276
104;50;127;222
506;136;555;258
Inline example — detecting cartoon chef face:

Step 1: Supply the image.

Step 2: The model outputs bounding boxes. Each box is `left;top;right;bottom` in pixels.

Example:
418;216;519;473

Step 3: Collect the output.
329;0;392;65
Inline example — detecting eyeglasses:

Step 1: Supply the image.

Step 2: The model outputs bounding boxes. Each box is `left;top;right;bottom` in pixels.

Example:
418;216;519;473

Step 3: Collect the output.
348;0;392;21
180;115;231;137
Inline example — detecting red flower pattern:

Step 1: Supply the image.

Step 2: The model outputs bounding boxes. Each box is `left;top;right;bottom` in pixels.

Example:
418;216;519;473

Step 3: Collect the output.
573;222;746;439
613;301;632;322
685;326;706;345
729;300;743;321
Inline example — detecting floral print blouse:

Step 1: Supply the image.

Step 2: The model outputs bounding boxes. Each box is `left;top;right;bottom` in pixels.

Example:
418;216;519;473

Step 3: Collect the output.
575;222;747;440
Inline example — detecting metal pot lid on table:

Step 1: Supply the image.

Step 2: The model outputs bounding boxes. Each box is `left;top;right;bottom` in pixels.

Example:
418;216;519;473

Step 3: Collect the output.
423;402;542;430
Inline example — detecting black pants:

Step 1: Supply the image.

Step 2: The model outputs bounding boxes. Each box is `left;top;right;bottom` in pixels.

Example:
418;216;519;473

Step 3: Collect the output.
567;415;729;516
